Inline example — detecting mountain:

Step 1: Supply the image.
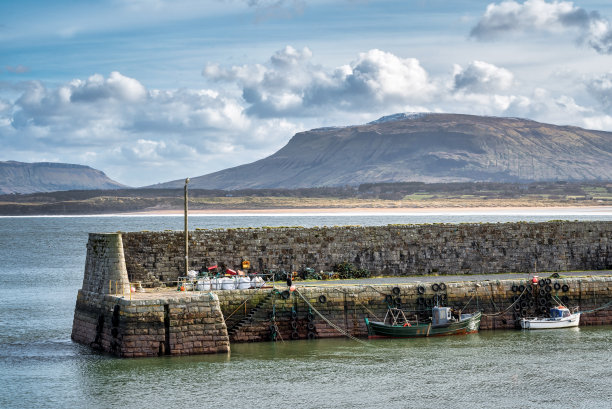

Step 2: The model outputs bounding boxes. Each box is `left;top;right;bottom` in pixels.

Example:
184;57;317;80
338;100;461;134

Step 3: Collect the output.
0;161;127;194
153;113;612;189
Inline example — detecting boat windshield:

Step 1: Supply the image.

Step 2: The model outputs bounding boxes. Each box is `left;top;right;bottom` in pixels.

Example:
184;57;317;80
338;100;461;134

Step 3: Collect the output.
551;308;569;318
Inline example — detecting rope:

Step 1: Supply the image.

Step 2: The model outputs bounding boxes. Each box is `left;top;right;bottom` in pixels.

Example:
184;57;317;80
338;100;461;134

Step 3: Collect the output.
460;295;475;312
579;299;612;314
224;285;270;321
270;299;284;343
354;297;383;321
294;289;371;346
482;285;529;317
550;292;612;314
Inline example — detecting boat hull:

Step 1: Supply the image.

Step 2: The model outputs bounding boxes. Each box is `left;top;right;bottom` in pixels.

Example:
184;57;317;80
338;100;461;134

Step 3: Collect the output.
520;313;581;329
365;312;481;338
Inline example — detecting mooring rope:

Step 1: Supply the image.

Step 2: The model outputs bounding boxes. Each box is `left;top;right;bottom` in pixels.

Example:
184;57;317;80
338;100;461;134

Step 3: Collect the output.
579;299;612;314
294;289;371;346
482;285;529;317
224;284;270;321
334;287;383;321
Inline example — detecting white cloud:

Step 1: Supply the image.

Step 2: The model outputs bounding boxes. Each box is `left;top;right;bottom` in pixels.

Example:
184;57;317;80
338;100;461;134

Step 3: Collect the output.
205;46;436;117
586;71;612;109
471;0;612;54
453;60;514;93
0;72;275;185
4;46;612;186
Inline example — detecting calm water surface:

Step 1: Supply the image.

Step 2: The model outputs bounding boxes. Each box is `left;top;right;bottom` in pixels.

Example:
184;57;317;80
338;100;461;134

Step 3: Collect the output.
1;212;611;408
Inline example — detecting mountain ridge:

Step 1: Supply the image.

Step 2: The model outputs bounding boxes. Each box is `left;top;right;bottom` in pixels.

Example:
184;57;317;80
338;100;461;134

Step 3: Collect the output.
152;113;612;190
0;161;127;194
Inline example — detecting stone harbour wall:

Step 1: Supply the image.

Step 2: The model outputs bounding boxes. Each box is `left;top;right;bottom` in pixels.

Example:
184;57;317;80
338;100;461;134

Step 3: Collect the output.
71;222;612;357
71;275;612;357
71;290;230;358
121;221;612;284
218;275;612;343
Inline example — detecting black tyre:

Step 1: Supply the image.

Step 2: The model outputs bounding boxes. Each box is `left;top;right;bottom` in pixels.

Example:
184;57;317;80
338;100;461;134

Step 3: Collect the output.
554;283;561;291
318;295;327;303
432;283;440;292
562;284;569;292
417;285;425;294
439;283;447;291
392;287;401;295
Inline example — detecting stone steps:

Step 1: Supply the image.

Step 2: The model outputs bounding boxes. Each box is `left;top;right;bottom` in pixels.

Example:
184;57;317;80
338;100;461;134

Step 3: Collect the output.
227;291;275;337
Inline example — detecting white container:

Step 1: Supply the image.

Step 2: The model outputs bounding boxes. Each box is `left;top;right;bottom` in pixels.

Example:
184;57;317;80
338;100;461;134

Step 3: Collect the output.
196;278;211;291
210;278;221;290
251;276;265;289
187;270;198;279
237;276;251;290
221;277;236;290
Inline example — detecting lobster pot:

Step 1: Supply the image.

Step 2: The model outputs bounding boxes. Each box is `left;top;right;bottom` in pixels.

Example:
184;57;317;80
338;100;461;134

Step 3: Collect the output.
196;278;211;291
251;276;265;289
237;276;251;289
221;277;236;290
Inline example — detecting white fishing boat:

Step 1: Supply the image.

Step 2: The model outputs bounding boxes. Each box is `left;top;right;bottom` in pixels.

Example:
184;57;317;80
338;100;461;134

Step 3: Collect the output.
520;306;580;329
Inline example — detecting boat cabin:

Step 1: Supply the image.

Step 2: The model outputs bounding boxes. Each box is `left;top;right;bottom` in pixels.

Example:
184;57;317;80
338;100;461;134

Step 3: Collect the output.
432;306;452;325
550;306;571;318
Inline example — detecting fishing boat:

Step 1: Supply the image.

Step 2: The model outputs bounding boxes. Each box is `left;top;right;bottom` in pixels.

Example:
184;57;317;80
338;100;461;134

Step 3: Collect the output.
520;305;580;329
364;306;481;338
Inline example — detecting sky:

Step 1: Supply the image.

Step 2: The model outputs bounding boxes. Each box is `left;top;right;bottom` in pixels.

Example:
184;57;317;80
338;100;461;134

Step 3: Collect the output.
3;0;612;187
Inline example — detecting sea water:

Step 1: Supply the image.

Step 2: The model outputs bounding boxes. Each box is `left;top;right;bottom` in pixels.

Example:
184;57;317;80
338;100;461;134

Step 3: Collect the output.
1;211;611;409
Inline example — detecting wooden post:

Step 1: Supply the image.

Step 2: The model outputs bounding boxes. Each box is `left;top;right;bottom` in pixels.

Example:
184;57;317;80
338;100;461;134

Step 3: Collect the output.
184;178;189;278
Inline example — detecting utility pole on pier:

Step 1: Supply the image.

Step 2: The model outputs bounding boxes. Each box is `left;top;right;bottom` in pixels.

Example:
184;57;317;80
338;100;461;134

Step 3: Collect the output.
184;178;189;277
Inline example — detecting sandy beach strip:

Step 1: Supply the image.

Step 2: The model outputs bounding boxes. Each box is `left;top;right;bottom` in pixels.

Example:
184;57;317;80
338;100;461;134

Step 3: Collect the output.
124;205;612;216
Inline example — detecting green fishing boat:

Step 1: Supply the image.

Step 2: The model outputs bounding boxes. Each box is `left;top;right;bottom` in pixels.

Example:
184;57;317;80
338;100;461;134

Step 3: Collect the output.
365;306;481;338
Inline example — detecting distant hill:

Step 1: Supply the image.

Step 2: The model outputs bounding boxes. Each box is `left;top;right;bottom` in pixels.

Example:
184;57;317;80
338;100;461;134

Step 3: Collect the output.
152;113;612;189
0;161;126;194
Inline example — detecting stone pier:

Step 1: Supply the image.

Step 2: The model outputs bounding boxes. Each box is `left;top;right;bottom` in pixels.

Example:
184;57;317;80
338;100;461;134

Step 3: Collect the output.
71;233;230;358
71;223;612;357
